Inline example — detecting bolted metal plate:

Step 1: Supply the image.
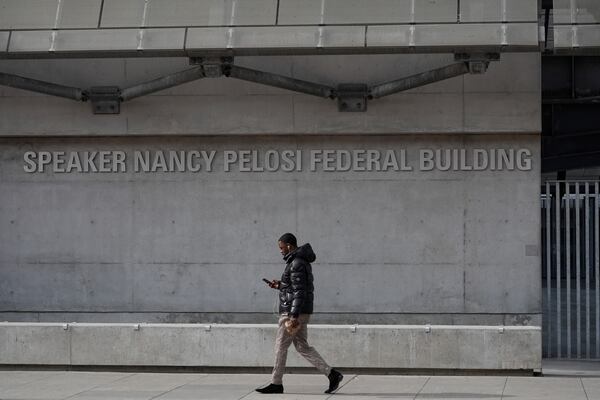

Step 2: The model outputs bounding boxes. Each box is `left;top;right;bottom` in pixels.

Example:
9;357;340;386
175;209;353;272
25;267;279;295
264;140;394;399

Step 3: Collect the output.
89;86;121;114
337;83;368;112
455;52;500;74
189;56;232;78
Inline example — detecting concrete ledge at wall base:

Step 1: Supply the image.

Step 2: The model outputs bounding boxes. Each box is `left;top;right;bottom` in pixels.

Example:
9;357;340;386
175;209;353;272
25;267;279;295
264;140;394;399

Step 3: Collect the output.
0;323;541;372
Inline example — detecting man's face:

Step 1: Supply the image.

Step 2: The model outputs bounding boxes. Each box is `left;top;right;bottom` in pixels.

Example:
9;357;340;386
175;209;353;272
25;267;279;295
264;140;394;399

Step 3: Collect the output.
278;241;292;256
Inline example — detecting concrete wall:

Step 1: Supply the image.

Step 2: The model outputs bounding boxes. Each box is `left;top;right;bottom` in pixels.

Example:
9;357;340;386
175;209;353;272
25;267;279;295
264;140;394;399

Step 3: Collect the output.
0;50;542;369
0;133;540;325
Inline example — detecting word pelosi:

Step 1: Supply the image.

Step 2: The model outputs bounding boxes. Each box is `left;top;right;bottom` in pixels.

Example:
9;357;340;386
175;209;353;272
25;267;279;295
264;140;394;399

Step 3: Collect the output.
23;148;533;173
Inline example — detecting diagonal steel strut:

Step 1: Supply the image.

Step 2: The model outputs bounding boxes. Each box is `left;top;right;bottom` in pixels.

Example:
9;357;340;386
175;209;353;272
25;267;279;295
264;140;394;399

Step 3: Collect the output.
120;67;206;101
226;65;336;99
0;71;86;101
369;62;470;99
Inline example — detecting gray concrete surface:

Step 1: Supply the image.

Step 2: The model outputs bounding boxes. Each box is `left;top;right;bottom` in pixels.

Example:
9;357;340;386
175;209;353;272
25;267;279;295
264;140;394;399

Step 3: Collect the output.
0;361;599;400
0;134;541;326
0;323;541;370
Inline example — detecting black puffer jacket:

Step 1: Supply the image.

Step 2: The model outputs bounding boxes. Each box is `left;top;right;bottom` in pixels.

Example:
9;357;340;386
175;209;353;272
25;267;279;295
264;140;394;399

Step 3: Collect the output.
278;243;315;316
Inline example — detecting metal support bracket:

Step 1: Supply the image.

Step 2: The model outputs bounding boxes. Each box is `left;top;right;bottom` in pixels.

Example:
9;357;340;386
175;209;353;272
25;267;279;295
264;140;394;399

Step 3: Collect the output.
88;86;121;114
455;53;500;74
337;84;368;112
190;56;232;78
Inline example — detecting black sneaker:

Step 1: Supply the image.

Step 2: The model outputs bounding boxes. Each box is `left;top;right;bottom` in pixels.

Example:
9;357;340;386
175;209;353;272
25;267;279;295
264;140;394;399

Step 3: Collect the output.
255;383;284;394
325;369;343;394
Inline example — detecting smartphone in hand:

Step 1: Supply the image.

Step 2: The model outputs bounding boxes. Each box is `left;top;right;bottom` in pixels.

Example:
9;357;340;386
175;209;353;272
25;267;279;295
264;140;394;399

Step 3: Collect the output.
263;278;279;289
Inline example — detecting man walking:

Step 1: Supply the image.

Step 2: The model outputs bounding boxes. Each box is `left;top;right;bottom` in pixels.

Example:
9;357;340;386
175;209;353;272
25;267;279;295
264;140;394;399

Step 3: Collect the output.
256;233;343;394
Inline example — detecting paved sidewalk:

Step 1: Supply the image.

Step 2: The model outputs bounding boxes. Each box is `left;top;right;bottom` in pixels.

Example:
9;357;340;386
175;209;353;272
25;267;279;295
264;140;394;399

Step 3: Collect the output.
0;361;599;400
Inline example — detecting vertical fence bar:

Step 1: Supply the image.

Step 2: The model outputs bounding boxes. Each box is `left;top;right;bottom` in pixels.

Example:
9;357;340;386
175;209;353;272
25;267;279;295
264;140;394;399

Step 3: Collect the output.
585;182;591;358
594;182;600;358
556;182;562;357
566;183;572;356
576;183;581;358
546;182;552;357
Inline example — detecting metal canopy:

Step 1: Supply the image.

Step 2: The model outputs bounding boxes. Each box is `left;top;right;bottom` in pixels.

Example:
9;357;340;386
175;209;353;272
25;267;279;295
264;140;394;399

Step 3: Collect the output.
0;54;498;114
0;0;540;58
4;0;600;57
553;0;600;54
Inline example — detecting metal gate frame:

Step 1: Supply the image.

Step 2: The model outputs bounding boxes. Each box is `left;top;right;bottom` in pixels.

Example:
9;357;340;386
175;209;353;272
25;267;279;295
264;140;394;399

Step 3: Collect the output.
542;181;600;359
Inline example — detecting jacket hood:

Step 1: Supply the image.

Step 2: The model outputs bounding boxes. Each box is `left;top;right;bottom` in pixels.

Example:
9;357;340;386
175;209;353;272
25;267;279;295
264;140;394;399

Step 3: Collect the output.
283;243;316;263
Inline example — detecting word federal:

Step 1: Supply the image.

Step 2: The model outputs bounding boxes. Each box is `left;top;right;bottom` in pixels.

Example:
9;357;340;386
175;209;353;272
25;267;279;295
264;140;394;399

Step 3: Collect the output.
22;148;533;173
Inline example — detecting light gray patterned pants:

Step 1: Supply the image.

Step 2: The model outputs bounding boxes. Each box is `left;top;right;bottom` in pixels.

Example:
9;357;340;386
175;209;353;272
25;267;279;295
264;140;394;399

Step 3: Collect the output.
271;313;331;385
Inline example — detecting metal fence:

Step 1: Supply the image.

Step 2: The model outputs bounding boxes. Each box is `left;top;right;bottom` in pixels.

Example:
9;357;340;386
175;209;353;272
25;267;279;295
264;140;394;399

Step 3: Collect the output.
542;181;600;359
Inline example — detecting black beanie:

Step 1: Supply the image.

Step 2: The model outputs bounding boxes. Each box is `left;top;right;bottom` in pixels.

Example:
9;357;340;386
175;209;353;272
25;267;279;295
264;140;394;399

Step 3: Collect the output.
278;233;297;247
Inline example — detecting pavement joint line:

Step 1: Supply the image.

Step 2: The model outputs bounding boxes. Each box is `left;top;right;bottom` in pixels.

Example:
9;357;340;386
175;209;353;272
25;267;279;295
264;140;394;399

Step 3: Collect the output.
500;376;508;400
149;374;205;400
413;375;431;400
325;373;357;399
61;371;138;400
0;370;65;392
579;377;590;400
0;370;69;396
238;378;271;399
237;390;256;400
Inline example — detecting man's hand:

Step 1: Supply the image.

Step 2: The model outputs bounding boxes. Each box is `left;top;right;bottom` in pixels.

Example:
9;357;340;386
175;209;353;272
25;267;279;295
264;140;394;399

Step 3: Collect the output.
268;279;280;289
284;317;300;334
